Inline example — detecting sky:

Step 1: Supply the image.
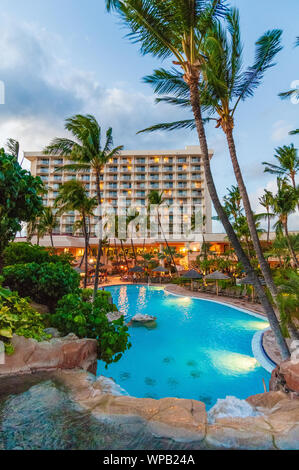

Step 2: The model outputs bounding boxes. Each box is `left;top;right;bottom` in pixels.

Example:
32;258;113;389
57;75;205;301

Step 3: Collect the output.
0;0;298;231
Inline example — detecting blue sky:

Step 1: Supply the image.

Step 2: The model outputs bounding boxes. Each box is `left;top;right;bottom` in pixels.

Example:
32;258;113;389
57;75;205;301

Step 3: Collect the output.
0;0;298;230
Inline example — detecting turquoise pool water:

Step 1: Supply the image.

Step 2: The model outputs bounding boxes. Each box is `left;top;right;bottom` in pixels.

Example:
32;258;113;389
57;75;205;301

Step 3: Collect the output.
98;285;270;408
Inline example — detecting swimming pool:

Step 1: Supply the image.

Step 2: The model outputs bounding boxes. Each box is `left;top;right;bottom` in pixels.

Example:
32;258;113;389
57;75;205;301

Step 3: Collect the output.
98;285;271;409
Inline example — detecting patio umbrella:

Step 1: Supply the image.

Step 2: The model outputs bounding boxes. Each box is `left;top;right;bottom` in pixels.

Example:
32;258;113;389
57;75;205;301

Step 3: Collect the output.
152;266;169;273
205;271;230;296
129;266;145;273
183;269;203;279
182;270;203;290
239;275;266;301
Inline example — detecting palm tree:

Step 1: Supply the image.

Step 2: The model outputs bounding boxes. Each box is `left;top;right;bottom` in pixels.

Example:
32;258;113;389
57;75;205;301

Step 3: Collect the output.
147;190;178;273
263;144;299;211
44;114;123;301
259;190;274;243
141;9;284;298
39;207;59;248
54;180;97;288
6;138;20;162
119;2;290;357
270;179;299;268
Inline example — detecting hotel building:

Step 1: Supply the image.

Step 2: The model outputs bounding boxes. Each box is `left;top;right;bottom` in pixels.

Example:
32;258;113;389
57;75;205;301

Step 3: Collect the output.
23;146;226;262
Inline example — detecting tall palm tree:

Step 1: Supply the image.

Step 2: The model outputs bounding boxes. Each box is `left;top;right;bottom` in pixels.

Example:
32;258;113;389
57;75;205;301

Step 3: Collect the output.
107;0;290;358
147;190;178;273
54;180;97;288
270;178;299;268
263;144;299;211
44;114;123;300
39;207;59;248
259;190;274;243
141;10;284;299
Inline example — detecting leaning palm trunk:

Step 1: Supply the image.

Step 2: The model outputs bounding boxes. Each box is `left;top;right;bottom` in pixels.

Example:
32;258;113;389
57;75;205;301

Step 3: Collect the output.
187;73;290;360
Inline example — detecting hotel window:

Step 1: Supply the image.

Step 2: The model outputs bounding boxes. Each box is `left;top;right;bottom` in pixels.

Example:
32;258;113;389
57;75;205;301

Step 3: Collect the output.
54;175;61;180
82;175;90;181
177;157;187;163
54;159;63;165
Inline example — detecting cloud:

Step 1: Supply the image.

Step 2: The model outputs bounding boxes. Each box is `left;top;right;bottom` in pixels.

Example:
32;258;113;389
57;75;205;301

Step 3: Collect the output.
271;120;293;142
0;15;194;162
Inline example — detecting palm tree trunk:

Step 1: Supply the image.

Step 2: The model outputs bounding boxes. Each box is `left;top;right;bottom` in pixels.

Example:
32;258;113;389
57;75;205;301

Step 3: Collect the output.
120;239;129;270
290;172;299;211
131;238;137;264
93;171;103;303
82;213;88;289
267;210;270;244
157;212;178;274
49;231;54;248
284;220;298;267
187;74;290;360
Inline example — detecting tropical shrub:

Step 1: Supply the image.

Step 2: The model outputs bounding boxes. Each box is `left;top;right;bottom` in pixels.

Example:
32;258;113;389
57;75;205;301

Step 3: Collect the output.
0;282;49;354
3;262;80;310
3;242;73;266
50;289;131;367
0;150;44;261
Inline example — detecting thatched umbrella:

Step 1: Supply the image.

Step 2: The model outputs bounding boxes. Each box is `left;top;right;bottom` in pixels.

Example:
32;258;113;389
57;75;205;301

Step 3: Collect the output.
205;271;230;296
183;269;203;290
129;266;145;273
239;275;266;301
152;266;169;273
183;269;203;279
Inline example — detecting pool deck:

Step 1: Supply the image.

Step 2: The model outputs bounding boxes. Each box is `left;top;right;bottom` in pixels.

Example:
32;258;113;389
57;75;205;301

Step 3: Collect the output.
100;278;286;366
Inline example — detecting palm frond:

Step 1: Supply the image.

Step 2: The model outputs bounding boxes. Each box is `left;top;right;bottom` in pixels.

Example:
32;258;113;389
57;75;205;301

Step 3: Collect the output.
138;119;196;134
279;89;299;100
6;138;20;159
43;138;77;156
53;163;91;173
290;129;299;136
234;29;282;110
143;68;189;97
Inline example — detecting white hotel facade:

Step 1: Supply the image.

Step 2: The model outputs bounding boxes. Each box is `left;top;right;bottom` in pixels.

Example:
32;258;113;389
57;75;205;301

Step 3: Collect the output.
23;146;226;261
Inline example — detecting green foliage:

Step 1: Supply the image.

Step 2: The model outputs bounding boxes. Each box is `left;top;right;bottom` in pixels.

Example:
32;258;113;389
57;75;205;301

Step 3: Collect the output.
0;149;44;258
3;262;80;310
51;289;131;367
275;270;299;319
0;284;49;354
3;242;74;267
